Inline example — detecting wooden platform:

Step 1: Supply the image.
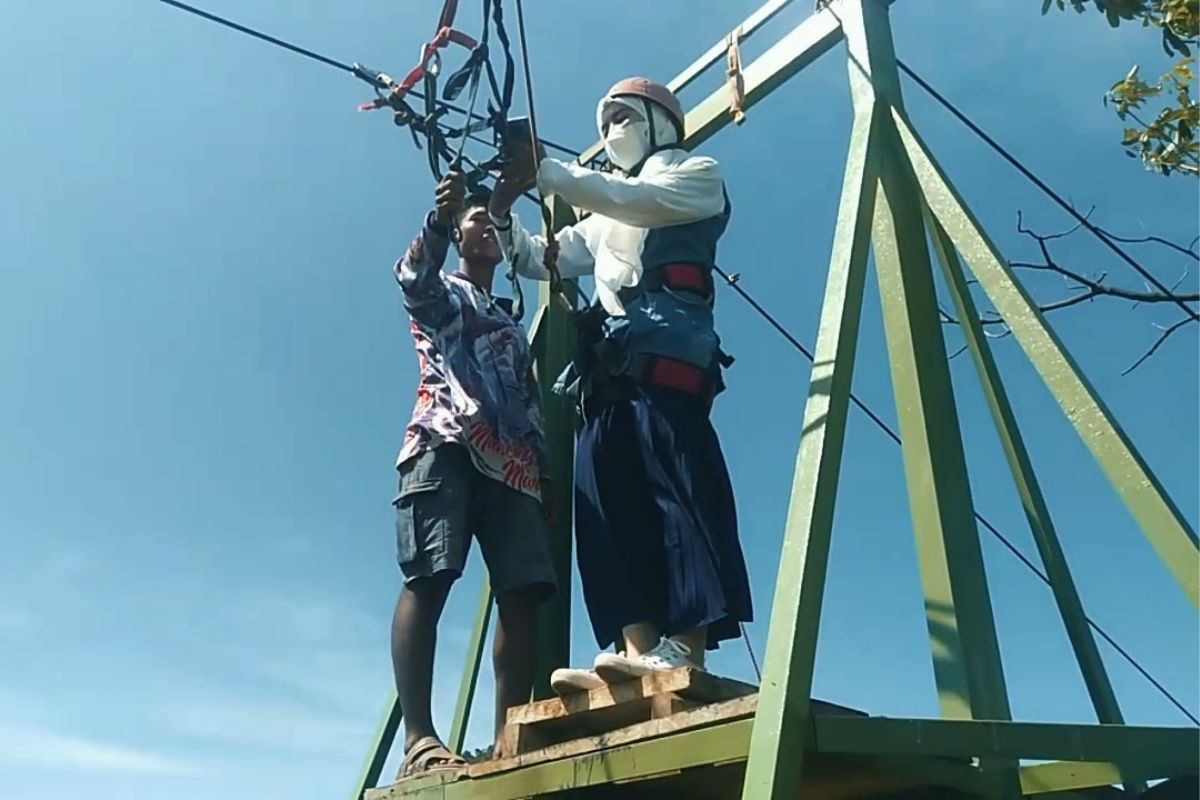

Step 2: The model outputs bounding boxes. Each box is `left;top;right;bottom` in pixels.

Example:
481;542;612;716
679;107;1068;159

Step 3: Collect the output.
365;666;1200;798
499;667;759;758
365;668;952;800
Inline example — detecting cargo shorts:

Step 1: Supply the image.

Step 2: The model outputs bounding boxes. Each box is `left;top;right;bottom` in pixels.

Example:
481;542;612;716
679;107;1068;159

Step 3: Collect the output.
394;443;558;598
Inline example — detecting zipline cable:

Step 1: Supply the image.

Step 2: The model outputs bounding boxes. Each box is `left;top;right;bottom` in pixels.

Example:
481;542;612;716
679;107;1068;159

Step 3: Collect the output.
155;0;585;160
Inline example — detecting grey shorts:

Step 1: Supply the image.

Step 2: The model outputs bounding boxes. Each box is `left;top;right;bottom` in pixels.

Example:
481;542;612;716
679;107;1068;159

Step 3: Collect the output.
394;443;557;597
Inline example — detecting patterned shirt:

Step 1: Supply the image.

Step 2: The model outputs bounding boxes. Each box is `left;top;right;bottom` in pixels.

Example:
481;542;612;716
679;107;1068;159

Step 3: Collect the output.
394;213;546;500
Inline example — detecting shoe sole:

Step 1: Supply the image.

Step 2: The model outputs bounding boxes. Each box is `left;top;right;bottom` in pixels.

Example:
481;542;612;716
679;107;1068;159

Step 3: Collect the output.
593;662;652;684
550;675;605;696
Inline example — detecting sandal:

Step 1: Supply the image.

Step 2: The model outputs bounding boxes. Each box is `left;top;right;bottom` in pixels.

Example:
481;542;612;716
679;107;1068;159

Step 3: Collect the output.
399;736;468;779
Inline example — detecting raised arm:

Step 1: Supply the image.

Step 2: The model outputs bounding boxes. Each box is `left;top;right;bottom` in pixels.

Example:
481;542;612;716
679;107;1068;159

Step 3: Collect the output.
536;154;725;229
487;137;603;283
394;213;452;313
490;210;603;281
394;173;464;324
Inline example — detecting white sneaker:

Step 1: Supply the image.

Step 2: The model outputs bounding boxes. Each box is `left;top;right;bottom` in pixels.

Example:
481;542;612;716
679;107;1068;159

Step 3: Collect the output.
593;638;699;683
549;667;606;696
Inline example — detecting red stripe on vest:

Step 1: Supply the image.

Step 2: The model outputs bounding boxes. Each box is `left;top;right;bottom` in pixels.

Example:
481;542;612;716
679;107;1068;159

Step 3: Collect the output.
663;263;708;293
648;357;705;395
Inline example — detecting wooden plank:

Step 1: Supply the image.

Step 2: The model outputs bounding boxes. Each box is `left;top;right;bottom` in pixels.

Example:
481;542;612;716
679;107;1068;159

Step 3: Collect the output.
474;695;759;778
506;668;756;726
478;693;866;778
503;692;707;757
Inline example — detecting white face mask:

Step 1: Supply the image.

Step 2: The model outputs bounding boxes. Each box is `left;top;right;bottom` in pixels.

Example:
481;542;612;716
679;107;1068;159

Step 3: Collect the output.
604;117;651;171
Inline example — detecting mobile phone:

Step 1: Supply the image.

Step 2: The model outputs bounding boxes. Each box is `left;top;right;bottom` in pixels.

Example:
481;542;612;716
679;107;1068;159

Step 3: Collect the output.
502;116;533;145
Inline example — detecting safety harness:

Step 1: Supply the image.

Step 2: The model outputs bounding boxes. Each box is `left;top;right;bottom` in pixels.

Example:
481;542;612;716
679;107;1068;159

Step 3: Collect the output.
569;260;733;416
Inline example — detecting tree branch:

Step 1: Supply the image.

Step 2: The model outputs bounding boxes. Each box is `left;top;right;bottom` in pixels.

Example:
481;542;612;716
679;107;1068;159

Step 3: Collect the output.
1101;231;1200;259
1008;261;1200;303
1122;317;1193;375
939;209;1198;372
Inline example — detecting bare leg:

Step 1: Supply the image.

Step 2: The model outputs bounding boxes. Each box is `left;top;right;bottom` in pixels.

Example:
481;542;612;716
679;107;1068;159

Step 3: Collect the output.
391;574;454;752
622;622;661;658
670;627;708;669
492;587;540;758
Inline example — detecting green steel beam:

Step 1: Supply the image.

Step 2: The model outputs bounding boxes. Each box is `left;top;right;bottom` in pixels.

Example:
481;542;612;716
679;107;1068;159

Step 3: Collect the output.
853;0;1012;727
349;694;403;800
1019;761;1188;796
739;52;882;800
874;132;992;721
740;115;881;795
665;0;798;95
575;0;900;166
929;218;1132;733
892;105;1200;608
810;716;1200;766
447;578;494;755
531;196;578;701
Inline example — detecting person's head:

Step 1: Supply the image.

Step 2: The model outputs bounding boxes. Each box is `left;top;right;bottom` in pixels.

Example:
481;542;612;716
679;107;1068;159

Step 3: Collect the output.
596;78;685;172
453;190;502;269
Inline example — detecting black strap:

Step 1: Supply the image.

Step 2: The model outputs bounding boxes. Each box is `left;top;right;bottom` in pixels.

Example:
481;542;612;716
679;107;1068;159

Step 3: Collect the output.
442;42;486;102
382;0;518;186
422;69;444;179
488;0;515;117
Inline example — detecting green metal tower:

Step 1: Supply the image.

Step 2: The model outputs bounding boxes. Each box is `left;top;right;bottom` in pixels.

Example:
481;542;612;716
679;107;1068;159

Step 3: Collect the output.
352;1;1200;797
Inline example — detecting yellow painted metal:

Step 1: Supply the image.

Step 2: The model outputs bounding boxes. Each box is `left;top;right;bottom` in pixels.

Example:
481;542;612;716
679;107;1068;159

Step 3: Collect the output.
892;105;1200;608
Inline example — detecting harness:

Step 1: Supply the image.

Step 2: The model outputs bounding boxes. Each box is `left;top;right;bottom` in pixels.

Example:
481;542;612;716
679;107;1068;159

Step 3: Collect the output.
572;261;733;416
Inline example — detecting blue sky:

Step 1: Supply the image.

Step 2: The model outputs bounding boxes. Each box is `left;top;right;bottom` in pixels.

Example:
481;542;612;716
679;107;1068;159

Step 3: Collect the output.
0;1;1196;798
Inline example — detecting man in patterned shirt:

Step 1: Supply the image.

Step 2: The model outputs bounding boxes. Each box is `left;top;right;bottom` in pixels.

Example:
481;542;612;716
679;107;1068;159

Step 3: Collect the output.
390;170;557;777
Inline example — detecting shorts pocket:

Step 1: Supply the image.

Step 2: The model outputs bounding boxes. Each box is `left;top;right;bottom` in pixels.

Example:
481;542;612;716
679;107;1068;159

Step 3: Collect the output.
394;478;444;565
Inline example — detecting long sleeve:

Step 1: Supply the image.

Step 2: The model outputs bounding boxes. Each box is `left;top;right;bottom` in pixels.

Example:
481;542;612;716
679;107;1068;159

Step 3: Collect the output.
536;154;725;229
394;211;456;324
490;209;604;282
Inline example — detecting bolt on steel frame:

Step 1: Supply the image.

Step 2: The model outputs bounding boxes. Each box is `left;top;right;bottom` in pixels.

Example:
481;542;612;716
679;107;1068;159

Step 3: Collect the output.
351;1;1199;798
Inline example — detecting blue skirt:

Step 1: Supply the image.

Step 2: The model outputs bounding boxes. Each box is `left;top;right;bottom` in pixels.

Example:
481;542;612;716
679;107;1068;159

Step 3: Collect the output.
573;384;753;651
